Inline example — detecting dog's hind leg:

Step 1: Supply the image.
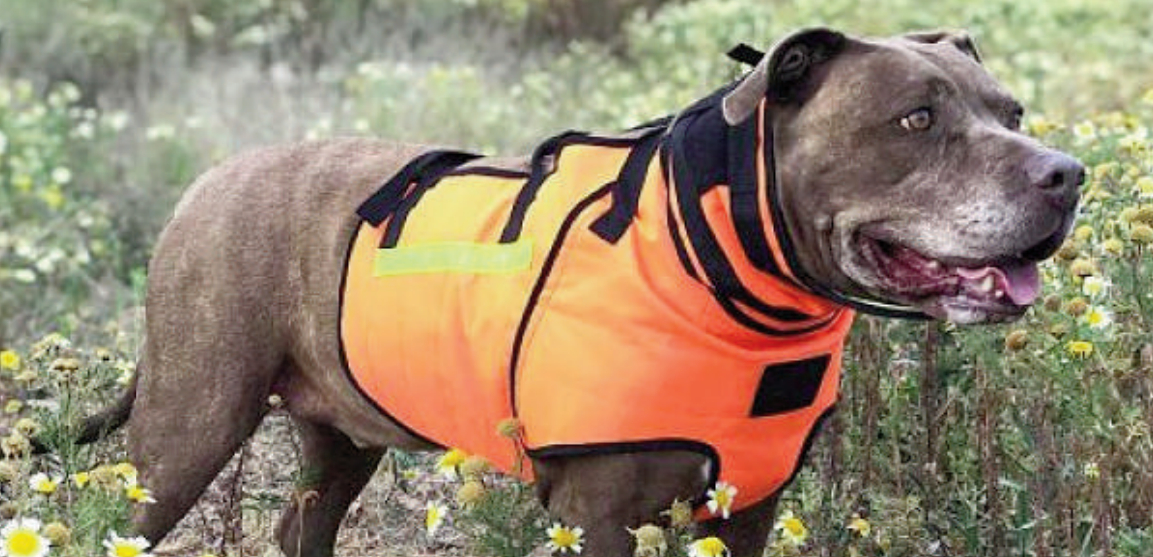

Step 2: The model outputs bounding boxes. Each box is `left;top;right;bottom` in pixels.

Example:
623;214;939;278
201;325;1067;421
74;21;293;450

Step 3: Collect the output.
125;297;284;544
275;417;384;557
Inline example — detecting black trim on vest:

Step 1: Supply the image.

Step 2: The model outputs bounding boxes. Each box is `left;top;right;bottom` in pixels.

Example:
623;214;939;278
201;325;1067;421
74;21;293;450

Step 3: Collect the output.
590;127;665;243
727;112;780;276
356;150;479;226
727;43;765;66
444;166;530;179
336;224;441;449
508;183;616;414
774;404;837;500
528;439;721;509
667;110;828;330
749;355;831;417
381;151;482;248
500;132;642;243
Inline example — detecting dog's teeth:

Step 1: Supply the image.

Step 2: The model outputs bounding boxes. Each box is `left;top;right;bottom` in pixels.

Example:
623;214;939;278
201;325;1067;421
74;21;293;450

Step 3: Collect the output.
980;275;995;293
995;289;1005;299
925;260;941;271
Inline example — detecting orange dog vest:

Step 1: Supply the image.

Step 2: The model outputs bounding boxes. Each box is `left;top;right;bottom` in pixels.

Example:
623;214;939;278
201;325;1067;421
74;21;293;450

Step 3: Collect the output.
340;93;855;516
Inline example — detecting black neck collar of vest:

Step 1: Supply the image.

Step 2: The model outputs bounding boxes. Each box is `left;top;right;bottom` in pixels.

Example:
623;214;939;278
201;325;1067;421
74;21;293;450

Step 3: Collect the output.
664;79;931;321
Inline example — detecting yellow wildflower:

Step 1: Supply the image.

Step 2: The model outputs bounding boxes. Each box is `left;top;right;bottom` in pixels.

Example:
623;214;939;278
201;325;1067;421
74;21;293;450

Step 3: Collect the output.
1067;340;1094;358
28;473;60;495
0;351;20;371
847;513;871;538
1138;176;1153;197
1082;276;1109;297
546;523;585;554
1102;237;1124;255
1;518;49;557
3;400;23;414
1085;307;1112;329
687;536;729;557
103;531;152;557
435;448;468;479
112;462;138;485
1074;225;1094;242
774;510;809;547
72;471;90;488
705;481;737;519
425;501;447;537
125;483;157;504
1072;121;1095;140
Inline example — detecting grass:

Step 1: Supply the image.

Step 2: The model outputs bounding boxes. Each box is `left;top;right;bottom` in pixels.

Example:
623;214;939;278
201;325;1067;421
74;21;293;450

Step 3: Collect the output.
2;0;1153;555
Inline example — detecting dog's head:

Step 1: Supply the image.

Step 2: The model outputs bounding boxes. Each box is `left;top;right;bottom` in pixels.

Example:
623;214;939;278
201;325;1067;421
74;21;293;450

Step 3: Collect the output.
724;28;1083;324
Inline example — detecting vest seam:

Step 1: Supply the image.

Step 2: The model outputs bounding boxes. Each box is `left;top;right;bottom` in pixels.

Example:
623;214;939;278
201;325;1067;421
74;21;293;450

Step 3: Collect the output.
508;183;616;418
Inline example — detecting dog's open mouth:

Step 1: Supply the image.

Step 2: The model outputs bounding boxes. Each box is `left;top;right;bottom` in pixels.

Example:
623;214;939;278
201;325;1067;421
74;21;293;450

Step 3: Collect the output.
856;229;1064;319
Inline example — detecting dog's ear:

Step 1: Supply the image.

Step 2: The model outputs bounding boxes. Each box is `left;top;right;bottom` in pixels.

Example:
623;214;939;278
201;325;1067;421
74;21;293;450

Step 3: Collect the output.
722;27;849;125
904;30;982;64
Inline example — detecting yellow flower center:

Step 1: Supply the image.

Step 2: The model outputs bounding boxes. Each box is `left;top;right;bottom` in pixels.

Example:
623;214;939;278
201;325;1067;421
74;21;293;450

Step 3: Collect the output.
695;537;727;557
114;543;142;557
783;517;806;537
849;517;871;537
7;530;41;556
714;490;731;507
0;351;20;370
1087;310;1104;326
426;507;443;530
1068;340;1094;358
552;528;577;548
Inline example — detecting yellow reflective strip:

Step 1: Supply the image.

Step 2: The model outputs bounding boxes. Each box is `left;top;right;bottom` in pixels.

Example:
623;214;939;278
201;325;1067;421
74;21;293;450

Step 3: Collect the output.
373;240;533;276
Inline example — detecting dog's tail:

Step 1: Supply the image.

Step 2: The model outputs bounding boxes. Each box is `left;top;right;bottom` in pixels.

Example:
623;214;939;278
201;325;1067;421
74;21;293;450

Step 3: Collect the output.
31;369;137;454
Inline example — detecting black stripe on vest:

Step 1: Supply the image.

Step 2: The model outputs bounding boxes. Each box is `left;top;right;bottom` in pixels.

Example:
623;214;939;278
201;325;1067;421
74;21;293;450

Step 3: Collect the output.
499;132;657;243
667;111;822;329
380;151;482;248
590;127;665;243
356;150;479;226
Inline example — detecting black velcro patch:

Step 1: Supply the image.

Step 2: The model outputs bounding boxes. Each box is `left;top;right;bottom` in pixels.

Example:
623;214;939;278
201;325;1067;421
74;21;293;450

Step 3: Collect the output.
750;355;831;417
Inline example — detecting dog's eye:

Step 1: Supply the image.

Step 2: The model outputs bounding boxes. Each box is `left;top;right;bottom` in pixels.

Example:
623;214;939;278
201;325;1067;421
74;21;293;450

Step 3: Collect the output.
900;107;934;131
1009;105;1025;131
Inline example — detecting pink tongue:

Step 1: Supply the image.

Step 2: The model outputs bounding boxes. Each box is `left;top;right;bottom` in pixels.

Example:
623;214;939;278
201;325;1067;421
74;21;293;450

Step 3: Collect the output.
999;263;1041;305
957;263;1041;306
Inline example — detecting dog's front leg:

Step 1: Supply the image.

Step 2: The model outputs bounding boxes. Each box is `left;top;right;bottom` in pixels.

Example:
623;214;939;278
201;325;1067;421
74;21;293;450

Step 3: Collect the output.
532;450;710;556
697;493;780;557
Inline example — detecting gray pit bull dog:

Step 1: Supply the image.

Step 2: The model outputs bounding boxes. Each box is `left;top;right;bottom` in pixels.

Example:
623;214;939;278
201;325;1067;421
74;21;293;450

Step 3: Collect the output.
72;28;1083;556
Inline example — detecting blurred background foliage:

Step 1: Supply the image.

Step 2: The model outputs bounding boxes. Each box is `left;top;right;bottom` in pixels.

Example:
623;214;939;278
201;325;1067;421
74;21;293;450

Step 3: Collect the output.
2;0;1153;555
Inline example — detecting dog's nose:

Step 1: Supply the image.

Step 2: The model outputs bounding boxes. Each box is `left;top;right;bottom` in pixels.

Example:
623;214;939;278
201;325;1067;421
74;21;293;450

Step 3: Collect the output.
1027;151;1084;210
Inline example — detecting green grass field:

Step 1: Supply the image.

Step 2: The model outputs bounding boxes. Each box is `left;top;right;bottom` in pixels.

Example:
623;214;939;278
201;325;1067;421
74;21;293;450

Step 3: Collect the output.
2;0;1153;555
